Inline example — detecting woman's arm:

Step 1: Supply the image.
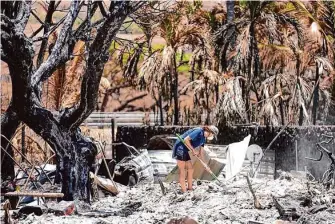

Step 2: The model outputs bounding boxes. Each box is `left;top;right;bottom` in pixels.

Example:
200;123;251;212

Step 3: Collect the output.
184;136;198;155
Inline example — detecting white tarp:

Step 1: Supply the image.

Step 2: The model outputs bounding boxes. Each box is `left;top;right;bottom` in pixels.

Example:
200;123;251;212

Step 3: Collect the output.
224;135;251;180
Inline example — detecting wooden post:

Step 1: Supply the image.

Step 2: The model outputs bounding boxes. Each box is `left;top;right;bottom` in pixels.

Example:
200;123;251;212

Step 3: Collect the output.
21;126;25;162
111;118;116;160
295;140;298;171
111;119;116;143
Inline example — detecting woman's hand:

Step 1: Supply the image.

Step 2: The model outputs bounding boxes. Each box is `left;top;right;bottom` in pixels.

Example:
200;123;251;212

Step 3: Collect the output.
193;150;200;157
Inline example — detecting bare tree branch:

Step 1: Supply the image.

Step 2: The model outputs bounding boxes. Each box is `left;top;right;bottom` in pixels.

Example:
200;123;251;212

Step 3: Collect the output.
113;93;148;112
129;1;147;12
14;0;32;33
36;0;56;68
97;1;108;18
61;1;146;130
73;1;99;40
32;15;66;42
107;84;133;95
31;10;44;24
1;1;34;67
0;14;14;30
1;0;32;33
29;24;43;38
31;0;82;86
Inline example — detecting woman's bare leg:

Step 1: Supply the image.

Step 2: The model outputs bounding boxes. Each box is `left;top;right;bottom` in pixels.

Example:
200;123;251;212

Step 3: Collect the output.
186;161;194;190
177;160;187;192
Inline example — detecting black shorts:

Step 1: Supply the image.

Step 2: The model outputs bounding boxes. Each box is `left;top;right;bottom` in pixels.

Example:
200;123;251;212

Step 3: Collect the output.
174;145;191;161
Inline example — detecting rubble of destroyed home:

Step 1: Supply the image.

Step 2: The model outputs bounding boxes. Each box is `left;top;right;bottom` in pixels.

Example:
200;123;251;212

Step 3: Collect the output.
1;130;335;224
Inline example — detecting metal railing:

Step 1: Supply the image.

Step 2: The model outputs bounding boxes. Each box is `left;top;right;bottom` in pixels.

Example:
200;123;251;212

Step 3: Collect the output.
82;112;215;127
82;112;167;127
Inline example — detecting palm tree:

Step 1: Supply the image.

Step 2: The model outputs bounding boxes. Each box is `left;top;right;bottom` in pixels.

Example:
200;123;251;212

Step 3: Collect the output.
138;1;207;125
291;0;335;124
213;1;308;125
182;69;224;124
138;51;165;124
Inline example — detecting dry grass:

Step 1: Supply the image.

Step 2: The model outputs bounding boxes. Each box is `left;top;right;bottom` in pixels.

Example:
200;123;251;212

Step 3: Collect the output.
9;126;53;166
6;125;113;167
81;126;114;145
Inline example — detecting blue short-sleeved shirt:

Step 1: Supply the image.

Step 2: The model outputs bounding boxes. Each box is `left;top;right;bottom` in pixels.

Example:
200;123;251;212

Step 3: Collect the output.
172;128;206;160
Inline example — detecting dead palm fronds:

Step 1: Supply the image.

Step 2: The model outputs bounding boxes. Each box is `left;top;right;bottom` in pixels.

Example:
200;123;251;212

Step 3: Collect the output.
139;52;161;84
123;45;143;82
214;77;247;125
138;51;162;95
158;45;176;98
61;41;86;108
182;70;223;94
258;76;283;126
211;1;307;124
44;40;86;110
182;69;224;115
258;43;296;71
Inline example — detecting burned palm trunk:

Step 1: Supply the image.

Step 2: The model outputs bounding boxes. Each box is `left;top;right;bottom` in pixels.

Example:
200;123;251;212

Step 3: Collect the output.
226;0;235;42
205;77;210;124
173;54;179;125
159;95;164;126
245;23;256;123
312;62;320;125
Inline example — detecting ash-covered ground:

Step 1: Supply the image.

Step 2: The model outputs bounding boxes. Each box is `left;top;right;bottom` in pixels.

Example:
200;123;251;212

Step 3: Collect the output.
20;173;335;224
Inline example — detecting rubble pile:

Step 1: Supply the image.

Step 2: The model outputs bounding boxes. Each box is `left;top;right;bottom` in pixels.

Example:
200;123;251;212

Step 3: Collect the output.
17;172;335;224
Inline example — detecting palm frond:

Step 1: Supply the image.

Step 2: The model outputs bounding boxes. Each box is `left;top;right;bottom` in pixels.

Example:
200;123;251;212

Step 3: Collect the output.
214;77;246;125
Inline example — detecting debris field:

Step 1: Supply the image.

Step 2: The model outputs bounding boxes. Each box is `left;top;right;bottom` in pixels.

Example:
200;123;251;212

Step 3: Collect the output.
16;172;335;224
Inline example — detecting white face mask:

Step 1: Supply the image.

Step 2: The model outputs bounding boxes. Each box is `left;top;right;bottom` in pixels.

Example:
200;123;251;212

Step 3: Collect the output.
207;135;214;141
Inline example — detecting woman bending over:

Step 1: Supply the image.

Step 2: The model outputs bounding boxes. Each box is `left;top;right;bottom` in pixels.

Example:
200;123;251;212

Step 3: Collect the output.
172;126;219;192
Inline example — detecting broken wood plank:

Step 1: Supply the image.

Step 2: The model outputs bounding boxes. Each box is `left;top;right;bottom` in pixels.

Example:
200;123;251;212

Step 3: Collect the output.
90;172;119;195
3;200;12;224
272;195;300;220
94;140;119;193
158;178;167;195
98;218;112;224
308;205;328;214
272;195;285;216
154;169;167;195
5;192;63;198
247;221;266;224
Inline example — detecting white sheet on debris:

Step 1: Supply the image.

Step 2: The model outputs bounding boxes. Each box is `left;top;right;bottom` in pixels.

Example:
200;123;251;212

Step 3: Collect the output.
224;135;251;180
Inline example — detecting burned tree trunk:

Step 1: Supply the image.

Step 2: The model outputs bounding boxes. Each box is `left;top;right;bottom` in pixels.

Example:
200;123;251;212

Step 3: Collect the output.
1;105;21;180
23;108;97;201
1;0;146;201
60;132;97;201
